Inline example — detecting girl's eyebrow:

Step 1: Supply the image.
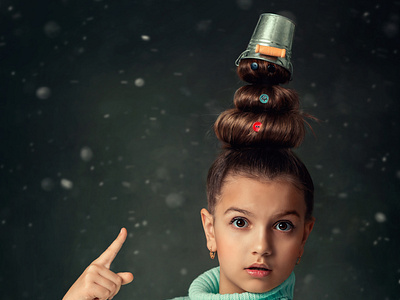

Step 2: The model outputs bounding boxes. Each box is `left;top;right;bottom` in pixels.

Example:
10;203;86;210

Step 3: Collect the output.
224;208;301;219
272;210;301;219
224;207;255;217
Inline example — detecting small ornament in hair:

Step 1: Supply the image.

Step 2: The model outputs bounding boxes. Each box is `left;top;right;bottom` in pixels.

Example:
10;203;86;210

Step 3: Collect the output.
252;122;262;132
259;94;269;103
251;62;259;70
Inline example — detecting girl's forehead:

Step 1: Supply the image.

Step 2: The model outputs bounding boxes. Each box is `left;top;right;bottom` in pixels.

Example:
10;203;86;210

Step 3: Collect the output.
216;175;306;216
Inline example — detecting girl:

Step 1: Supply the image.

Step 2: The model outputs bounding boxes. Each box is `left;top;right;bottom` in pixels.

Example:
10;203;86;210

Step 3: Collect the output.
63;13;316;300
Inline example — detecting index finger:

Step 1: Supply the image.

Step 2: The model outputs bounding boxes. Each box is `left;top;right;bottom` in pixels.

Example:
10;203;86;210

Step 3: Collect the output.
93;228;128;269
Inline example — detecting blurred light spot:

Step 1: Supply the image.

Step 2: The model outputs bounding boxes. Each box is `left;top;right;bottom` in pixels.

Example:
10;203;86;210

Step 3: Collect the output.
141;35;150;41
180;268;188;275
303;274;314;284
41;178;54;191
61;178;73;190
375;212;386;223
36;87;51;99
135;78;145;87
80;146;93;162
166;193;185;208
44;21;61;38
122;181;131;188
196;20;212;32
236;0;252;10
383;21;398;38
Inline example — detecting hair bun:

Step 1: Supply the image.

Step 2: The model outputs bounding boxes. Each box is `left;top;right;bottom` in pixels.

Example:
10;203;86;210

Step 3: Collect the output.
237;59;290;85
214;79;313;149
234;85;299;113
214;107;306;149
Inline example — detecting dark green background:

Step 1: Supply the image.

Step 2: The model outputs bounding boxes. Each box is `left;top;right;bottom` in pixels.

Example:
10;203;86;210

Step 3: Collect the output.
1;0;399;299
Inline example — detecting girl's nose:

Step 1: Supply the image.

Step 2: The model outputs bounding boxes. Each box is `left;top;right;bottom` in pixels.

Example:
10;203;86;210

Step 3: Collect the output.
252;229;272;256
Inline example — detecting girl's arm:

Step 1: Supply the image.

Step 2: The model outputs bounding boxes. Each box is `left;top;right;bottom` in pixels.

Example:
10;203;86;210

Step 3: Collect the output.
63;228;134;300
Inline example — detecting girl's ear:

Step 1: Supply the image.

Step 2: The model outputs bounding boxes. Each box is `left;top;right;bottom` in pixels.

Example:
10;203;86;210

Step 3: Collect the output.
299;217;315;256
201;208;217;251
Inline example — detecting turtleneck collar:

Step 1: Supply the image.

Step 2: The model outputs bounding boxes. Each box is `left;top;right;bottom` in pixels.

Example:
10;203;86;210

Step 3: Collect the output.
188;267;295;300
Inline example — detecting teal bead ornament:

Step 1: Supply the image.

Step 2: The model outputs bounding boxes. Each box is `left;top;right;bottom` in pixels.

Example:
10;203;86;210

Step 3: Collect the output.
259;94;269;103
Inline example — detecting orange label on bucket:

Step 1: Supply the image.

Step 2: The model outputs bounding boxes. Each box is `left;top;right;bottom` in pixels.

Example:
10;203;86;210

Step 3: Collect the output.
255;45;286;58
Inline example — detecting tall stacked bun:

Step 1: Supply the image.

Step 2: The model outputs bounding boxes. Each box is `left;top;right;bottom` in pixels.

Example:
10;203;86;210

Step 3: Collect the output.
207;13;315;220
215;13;309;150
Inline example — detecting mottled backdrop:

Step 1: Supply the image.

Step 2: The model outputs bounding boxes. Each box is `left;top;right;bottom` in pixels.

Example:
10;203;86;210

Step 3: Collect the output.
0;0;399;299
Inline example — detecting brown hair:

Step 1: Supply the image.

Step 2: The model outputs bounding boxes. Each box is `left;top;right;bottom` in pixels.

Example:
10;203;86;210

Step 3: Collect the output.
206;59;315;220
237;59;290;85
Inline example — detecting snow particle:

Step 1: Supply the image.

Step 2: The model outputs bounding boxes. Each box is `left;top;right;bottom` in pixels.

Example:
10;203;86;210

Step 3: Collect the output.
44;21;61;38
60;178;73;190
36;87;51;99
41;178;55;191
375;212;387;223
165;193;185;208
141;35;151;41
134;78;145;87
180;268;188;275
80;147;93;162
303;274;314;285
122;181;131;188
383;21;399;38
236;0;253;10
196;20;212;32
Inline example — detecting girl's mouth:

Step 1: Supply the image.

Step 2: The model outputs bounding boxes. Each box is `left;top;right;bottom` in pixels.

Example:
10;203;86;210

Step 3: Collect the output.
245;264;272;277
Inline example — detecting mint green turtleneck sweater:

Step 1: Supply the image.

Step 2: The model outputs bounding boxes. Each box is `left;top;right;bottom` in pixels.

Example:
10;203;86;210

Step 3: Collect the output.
169;267;295;300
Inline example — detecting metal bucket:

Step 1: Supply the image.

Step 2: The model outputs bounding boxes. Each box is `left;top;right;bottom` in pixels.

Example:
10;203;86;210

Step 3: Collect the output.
235;13;295;75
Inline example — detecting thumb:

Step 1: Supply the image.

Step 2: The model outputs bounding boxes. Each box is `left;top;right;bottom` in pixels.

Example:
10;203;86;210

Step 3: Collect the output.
117;272;134;285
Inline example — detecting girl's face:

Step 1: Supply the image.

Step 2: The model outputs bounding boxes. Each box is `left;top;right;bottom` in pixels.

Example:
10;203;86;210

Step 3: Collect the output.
201;176;314;294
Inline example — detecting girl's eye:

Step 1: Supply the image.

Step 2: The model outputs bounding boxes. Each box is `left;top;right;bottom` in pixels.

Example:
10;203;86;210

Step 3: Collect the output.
231;218;249;228
275;221;293;232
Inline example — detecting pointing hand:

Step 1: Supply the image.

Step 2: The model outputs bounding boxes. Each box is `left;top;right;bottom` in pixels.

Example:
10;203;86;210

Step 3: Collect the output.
63;228;134;300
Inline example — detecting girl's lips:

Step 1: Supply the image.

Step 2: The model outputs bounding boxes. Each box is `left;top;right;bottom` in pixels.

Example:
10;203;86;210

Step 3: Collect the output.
245;264;272;278
245;268;271;278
